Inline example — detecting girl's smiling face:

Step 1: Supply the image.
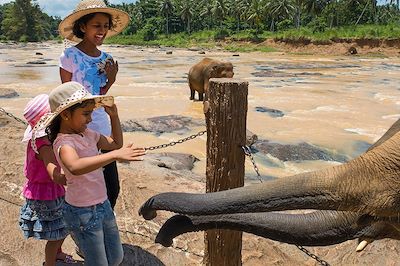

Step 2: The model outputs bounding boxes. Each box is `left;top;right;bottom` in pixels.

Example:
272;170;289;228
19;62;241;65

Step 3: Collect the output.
62;101;95;134
81;13;111;46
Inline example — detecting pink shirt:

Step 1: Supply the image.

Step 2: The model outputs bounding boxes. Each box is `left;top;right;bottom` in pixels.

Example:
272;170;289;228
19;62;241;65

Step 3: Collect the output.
23;138;65;200
53;129;107;207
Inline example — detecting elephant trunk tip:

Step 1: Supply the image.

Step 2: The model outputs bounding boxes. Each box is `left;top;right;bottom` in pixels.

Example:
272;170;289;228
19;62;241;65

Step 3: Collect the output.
139;198;157;220
156;215;196;247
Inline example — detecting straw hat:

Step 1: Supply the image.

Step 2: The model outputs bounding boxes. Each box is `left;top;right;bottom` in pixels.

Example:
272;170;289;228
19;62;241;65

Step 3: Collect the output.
31;82;114;153
22;94;51;142
59;0;130;42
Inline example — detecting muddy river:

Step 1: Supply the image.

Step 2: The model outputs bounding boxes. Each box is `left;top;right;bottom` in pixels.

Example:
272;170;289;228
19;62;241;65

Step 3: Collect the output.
0;41;399;180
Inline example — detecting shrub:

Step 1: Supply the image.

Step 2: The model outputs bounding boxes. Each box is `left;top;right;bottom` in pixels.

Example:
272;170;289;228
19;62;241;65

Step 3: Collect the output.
277;19;294;31
308;17;327;33
214;28;230;41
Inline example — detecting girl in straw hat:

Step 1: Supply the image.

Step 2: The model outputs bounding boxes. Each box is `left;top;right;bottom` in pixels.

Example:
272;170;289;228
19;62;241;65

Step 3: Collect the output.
33;81;145;266
19;94;76;266
58;0;130;210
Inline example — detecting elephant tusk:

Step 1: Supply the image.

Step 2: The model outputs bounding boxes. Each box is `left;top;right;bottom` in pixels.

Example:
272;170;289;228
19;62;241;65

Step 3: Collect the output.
356;238;372;252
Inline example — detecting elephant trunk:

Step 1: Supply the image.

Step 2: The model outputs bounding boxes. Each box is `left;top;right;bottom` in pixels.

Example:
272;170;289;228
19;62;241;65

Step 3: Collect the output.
155;211;373;247
140;167;347;219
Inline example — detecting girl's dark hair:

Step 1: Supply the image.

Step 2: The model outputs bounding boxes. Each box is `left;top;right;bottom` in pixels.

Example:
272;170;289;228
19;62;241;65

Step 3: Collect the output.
46;116;61;144
46;100;95;143
72;12;114;39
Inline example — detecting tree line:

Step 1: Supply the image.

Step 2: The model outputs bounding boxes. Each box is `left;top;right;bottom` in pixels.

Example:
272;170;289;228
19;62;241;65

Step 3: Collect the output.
0;0;60;42
111;0;400;40
0;0;399;42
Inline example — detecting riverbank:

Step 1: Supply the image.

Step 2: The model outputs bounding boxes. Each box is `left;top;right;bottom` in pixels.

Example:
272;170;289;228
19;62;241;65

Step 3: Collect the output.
106;25;400;57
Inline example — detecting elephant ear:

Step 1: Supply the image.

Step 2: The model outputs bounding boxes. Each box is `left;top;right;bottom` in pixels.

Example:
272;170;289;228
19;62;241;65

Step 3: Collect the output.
368;118;400;151
208;63;223;78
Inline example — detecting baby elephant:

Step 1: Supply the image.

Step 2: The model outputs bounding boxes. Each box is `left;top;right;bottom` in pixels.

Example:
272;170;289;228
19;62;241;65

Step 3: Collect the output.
188;58;234;101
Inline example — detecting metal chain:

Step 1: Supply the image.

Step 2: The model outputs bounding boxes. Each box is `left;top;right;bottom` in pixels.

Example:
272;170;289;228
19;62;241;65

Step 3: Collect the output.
144;130;206;151
296;245;330;266
242;145;331;266
0;107;28;126
242;145;263;183
0;106;206;151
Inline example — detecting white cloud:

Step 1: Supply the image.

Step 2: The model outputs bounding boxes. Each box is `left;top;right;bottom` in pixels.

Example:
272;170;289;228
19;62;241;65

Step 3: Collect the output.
0;0;137;18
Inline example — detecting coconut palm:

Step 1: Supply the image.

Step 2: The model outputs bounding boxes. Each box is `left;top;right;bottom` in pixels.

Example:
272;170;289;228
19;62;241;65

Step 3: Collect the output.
179;0;193;33
247;0;266;31
160;0;174;35
267;0;296;30
200;0;214;29
212;0;228;27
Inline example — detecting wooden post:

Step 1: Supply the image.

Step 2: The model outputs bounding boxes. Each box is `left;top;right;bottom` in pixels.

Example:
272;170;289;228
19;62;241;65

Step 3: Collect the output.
204;78;248;266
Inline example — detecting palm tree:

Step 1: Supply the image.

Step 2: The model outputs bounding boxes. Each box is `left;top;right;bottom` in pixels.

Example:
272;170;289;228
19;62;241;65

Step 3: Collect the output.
212;0;228;27
200;0;214;30
179;1;193;33
267;0;295;30
247;0;266;31
293;0;304;28
160;0;174;35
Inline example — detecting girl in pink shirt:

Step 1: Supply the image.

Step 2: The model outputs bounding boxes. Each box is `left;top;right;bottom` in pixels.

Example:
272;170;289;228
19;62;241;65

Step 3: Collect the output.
19;94;75;266
32;82;145;266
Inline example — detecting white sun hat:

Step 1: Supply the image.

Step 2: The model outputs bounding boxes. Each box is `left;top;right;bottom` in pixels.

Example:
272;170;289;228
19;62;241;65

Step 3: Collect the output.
31;81;114;153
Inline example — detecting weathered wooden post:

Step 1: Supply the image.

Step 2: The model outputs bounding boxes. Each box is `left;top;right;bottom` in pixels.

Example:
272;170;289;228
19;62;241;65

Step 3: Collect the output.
204;78;248;266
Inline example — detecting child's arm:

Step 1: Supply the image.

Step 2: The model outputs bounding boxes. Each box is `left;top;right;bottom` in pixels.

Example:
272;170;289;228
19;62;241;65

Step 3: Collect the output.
38;145;66;185
60;67;72;83
97;104;123;151
59;143;145;176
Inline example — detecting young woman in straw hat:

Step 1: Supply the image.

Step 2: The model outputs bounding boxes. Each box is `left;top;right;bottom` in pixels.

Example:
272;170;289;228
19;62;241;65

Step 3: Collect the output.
32;81;145;266
19;94;76;266
58;0;130;211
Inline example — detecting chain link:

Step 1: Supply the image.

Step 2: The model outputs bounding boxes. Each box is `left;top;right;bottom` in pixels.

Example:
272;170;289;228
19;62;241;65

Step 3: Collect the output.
242;145;263;183
242;145;330;266
144;130;206;151
0;107;28;126
296;245;331;266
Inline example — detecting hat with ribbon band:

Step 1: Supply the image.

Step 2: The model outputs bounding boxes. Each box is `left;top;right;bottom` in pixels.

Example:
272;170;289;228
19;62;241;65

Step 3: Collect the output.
31;81;114;153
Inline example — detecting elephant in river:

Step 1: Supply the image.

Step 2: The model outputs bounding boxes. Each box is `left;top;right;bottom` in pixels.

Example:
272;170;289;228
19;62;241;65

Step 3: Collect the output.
188;58;234;101
139;119;400;251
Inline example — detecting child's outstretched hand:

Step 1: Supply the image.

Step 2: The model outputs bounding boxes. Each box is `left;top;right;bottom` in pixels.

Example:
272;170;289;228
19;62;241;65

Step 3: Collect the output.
114;143;146;162
104;104;118;118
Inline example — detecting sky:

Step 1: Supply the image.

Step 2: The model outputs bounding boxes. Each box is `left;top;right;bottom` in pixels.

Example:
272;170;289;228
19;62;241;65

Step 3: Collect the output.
0;0;138;18
0;0;391;18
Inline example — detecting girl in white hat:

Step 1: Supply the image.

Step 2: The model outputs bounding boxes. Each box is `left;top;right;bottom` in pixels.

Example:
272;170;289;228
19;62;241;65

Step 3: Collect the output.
58;0;130;210
32;82;145;266
19;94;75;266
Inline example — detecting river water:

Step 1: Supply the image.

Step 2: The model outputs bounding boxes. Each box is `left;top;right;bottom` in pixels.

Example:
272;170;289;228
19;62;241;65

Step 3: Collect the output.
0;41;399;180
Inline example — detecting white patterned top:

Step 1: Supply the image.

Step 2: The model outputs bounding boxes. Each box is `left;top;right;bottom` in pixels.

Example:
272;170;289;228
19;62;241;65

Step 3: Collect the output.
59;46;113;136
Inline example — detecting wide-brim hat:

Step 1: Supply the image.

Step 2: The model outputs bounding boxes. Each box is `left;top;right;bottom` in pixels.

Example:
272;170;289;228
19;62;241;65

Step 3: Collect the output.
59;0;130;42
31;81;114;153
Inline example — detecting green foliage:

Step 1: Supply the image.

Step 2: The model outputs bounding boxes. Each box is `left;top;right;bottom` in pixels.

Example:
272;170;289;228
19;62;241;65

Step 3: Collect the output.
307;17;327;33
214;28;230;40
277;19;293;31
1;0;59;41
